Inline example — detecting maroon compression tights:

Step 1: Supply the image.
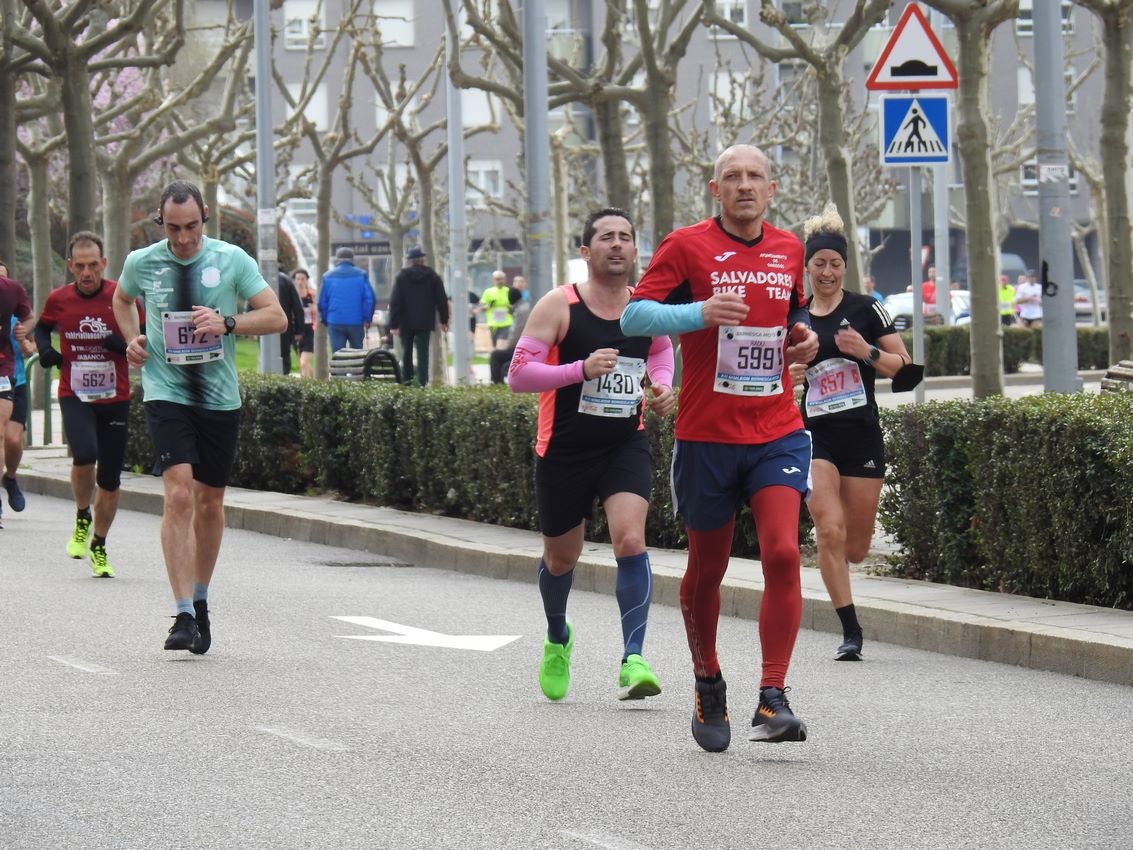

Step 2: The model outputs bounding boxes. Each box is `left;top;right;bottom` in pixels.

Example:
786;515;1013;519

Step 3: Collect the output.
679;485;803;689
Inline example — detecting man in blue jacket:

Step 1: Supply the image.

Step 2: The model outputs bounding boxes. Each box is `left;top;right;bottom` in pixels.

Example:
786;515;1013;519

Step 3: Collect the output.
319;247;375;352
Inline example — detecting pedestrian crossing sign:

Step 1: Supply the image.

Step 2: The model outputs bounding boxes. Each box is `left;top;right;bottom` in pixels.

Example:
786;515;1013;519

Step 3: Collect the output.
880;94;951;166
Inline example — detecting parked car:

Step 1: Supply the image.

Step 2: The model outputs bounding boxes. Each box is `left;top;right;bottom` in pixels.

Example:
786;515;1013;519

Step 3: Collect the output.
882;290;971;331
1073;280;1107;322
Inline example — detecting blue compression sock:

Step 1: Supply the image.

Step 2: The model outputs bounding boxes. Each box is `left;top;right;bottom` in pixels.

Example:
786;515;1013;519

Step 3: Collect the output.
616;552;653;660
192;582;209;603
537;558;573;645
175;598;195;617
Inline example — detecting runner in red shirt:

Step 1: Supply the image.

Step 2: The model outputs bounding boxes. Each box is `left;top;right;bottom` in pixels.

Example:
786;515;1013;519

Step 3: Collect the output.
35;232;132;577
621;144;818;752
0;268;33;529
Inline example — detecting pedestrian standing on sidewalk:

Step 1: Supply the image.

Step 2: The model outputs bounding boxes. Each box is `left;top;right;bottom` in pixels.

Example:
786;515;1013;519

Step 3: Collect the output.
620;144;818;752
509;207;675;703
0;262;33;530
293;269;317;378
797;204;911;661
319;247;374;352
35;232;134;577
389;246;449;386
113;180;286;652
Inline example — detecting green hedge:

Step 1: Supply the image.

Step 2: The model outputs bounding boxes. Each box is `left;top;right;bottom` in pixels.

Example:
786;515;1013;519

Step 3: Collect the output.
124;376;811;559
879;394;1133;610
901;325;1112;376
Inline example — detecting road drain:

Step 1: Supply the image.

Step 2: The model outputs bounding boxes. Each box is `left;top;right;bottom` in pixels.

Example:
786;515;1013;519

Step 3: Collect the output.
318;560;415;568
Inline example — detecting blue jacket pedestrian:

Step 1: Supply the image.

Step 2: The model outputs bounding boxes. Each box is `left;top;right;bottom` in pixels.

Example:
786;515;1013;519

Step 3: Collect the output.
319;247;375;351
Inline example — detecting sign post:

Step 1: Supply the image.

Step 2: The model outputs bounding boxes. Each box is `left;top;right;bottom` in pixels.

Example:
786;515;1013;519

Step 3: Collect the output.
867;2;958;403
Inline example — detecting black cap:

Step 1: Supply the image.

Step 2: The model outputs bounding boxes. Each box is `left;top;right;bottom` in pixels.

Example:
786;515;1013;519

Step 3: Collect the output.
407;246;426;259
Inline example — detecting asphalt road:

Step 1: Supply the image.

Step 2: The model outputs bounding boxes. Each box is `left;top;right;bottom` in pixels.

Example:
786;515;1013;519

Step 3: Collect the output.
2;497;1131;849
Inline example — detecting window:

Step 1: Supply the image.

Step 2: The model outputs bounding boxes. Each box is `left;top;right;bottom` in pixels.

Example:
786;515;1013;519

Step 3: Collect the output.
710;71;753;124
467;159;503;208
1017;66;1076;114
1016;0;1073;36
710;0;748;36
287;82;328;131
372;0;414;47
1021;160;1078;196
461;89;496;127
283;0;325;50
779;0;806;27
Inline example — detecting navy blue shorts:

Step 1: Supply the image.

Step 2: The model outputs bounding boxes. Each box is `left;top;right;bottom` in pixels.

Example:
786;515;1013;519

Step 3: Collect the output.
535;431;652;538
671;430;812;531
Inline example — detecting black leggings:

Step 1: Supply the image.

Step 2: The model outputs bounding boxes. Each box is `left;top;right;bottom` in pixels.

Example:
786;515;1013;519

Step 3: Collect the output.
59;397;130;491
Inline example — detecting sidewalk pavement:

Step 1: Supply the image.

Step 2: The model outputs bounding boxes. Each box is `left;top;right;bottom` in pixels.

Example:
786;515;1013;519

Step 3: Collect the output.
12;444;1132;688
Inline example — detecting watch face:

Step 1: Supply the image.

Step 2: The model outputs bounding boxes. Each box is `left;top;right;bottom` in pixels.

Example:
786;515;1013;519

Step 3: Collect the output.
225;316;236;333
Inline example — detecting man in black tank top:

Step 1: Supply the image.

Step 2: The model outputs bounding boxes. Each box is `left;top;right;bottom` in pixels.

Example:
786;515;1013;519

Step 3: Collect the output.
509;208;676;704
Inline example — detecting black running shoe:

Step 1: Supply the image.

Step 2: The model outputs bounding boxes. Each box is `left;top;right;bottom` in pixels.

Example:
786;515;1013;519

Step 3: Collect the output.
164;612;199;651
835;629;864;661
691;676;731;752
3;475;25;512
749;686;808;743
190;600;211;655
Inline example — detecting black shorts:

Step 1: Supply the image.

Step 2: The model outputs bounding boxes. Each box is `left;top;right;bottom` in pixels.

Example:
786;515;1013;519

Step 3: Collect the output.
298;326;314;353
59;396;131;491
145;400;241;489
534;432;652;538
9;382;27;426
809;417;886;479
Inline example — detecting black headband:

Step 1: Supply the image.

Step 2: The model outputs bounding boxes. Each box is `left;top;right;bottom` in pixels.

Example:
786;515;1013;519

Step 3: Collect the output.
805;232;848;264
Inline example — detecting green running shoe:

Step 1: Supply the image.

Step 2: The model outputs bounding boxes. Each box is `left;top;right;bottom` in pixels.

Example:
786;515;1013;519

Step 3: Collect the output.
67;516;92;558
618;654;662;701
89;543;115;578
539;624;574;701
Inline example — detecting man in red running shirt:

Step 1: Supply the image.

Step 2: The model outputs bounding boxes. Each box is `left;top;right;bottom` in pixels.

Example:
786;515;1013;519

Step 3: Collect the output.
621;144;818;752
35;232;133;577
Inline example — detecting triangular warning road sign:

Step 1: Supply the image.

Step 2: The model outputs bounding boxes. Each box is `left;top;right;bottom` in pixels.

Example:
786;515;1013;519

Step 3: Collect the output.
866;3;958;91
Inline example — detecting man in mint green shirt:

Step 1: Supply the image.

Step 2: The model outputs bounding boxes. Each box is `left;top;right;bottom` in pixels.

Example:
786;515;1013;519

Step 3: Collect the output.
114;180;286;654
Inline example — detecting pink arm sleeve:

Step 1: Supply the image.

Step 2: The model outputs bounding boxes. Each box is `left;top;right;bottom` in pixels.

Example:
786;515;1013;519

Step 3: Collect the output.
646;334;675;387
507;335;587;393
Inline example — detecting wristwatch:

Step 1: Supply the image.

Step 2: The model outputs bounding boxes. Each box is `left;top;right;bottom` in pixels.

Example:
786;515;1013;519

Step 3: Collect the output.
223;315;237;336
868;345;881;362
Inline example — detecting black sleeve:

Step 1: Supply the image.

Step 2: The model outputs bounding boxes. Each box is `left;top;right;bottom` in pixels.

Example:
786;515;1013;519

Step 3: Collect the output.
433;272;450;325
33;321;55;355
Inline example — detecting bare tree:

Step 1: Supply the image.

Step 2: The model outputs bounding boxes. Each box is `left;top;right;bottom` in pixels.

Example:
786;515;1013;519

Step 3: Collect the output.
703;0;890;292
922;0;1019;398
449;0;703;247
273;0;430;378
13;0;186;232
1074;0;1133;362
95;14;254;274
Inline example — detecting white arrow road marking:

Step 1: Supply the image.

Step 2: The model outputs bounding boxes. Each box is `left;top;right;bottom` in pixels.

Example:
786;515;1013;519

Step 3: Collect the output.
561;831;653;850
331;616;521;652
47;656;117;675
255;726;348;751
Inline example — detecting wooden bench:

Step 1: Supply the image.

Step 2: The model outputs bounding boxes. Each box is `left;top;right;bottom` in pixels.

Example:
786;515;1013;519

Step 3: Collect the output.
1100;360;1133;394
328;347;402;382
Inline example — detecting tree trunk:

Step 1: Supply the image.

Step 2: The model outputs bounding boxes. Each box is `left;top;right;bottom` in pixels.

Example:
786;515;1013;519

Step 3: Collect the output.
551;134;569;287
26;151;52;312
594;99;630;211
60;50;98;233
815;66;864;293
101;166;134;279
952;19;1003;397
1098;12;1133;363
202;165;222;240
314;164;334;379
0;17;15;268
641;90;675;246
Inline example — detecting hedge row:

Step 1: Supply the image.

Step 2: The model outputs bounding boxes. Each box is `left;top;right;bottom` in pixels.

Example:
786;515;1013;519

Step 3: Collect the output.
903;325;1111;376
879;393;1133;610
124;377;811;560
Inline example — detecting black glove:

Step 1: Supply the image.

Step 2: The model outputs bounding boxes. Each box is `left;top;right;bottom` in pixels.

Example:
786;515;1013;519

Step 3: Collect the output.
102;333;128;355
38;347;63;368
